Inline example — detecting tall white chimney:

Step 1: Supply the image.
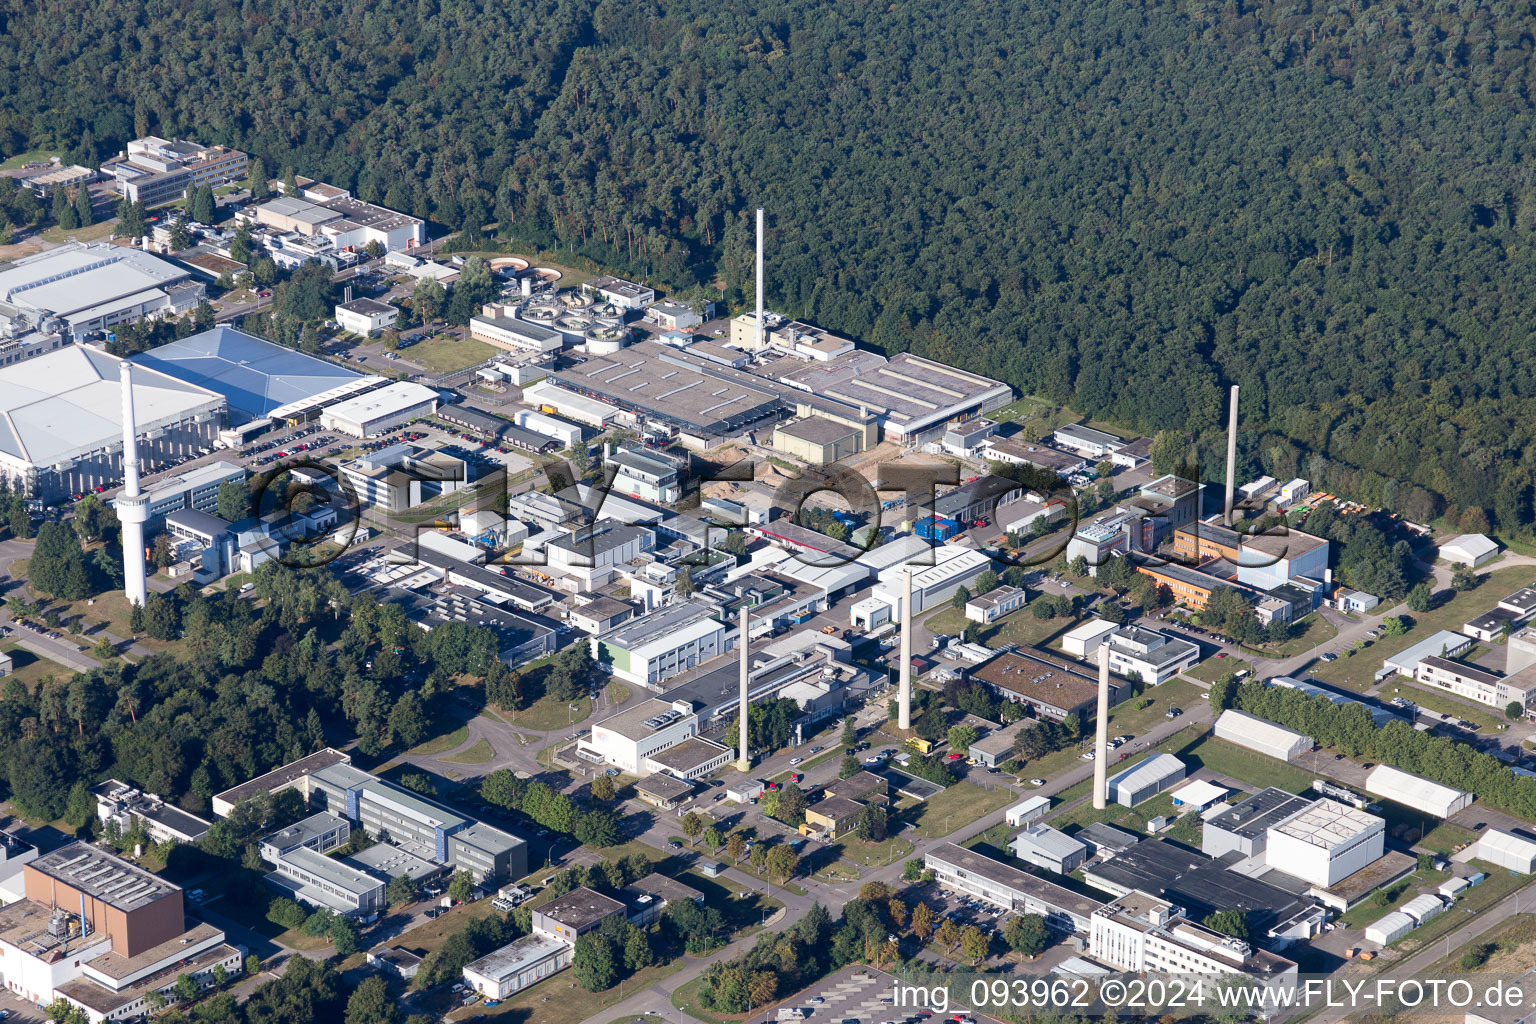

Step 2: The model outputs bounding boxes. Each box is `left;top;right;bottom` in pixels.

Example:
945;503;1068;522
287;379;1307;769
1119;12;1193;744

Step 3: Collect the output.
898;566;913;731
1093;644;1111;809
1224;385;1240;526
118;362;150;607
755;208;765;350
736;605;751;772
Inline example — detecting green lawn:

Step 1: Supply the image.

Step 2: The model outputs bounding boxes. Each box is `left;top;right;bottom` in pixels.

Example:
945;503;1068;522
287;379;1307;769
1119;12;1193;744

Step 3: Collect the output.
41;220;118;244
606;682;631;705
901;781;1015;837
1250;612;1337;658
407;724;469;757
1311;566;1536;692
1338;872;1427;928
508;695;591;731
0;643;78;691
1155;733;1319;793
1186;657;1252;684
1389;866;1536;956
1378;677;1510;734
442;738;495;764
1;149;59;169
397;333;499;373
1417;821;1478;856
826;833;914;869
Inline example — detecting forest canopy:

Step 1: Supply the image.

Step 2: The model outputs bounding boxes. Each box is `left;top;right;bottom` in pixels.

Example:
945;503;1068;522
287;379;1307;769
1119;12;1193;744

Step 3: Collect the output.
2;0;1535;523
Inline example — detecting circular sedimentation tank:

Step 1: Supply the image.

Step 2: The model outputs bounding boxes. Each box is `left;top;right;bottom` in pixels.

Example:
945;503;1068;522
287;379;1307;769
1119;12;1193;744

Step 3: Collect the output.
562;288;596;311
583;324;632;354
488;256;530;277
519;298;564;323
530;266;563;285
590;301;625;324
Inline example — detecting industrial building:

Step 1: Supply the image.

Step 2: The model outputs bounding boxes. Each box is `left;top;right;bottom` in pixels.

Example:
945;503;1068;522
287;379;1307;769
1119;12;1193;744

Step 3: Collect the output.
772;416;865;466
970;651;1120;722
91;780;211;845
3;844;242;1023
584;276;656;310
1053;423;1127;458
462;933;573;1000
590;602;728;689
924;843;1104;934
339;443;473;513
532;887;627;941
135;326;364;424
383;584;557;667
1262;799;1385;888
0;243;204;343
1105;754;1186;807
768;350;1013;444
1212;709;1313;762
1461;828;1536;873
1004;795;1051;826
1061;619;1120;658
606;445;685;504
106;136;248;206
0;345;225;500
135;459;245;528
548;341;787;444
470;304;564;354
575;697;733;779
1201;787;1313;859
1364;764;1473;817
1089;892;1297;980
865;546;994;619
243;194;426;252
1011;824;1088;874
1439;533;1500;568
320;381;438;436
257;812;351;862
265;845;385;917
965;585;1027;623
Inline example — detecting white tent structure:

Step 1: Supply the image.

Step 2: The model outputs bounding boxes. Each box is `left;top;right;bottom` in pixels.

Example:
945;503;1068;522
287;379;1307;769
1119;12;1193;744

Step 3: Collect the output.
1364;765;1472;817
1463;828;1536;873
1213;709;1312;762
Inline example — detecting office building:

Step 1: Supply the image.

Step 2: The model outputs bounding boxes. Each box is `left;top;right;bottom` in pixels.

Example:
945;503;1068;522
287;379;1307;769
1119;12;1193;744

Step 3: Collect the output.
0;345;224;500
924;843;1103;934
965;585;1027;623
607;445;685;504
210;748;353;816
336;298;398;337
138;460;245;528
265;846;385;918
257;812;351;862
1413;655;1536;711
1263;799;1385;888
1101;625;1199;685
339;443;472;513
471;304;564;354
1090;892;1297;980
107;137;248;207
583;276;655;311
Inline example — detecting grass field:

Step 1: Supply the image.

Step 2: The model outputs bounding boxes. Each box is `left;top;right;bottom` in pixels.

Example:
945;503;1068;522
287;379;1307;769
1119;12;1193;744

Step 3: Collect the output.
442;738;495;764
397;333;499;373
1;149;59;169
901;781;1015;837
1338;871;1431;928
1155;732;1319;793
1391;867;1536;956
452;959;684;1024
0;643;78;691
1311;566;1536;692
1418;821;1478;856
508;695;591;731
408;724;469;757
42;220;117;244
1378;677;1510;734
1186;657;1252;683
1425;912;1536;975
606;682;631;705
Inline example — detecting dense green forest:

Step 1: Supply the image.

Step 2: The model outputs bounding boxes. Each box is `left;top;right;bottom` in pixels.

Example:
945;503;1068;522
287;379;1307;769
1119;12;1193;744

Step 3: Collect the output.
4;0;1536;524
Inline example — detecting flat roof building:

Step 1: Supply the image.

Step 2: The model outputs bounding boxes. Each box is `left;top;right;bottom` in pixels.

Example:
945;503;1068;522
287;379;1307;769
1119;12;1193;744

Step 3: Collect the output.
1202;787;1313;859
1012;824;1089;874
321;381;438;437
591;602;727;689
925;842;1103;934
1264;798;1385;888
135;326;364;424
0;344;225;500
531;887;626;942
1090;891;1297;980
462;932;573;1000
970;651;1120;722
0;242;204;343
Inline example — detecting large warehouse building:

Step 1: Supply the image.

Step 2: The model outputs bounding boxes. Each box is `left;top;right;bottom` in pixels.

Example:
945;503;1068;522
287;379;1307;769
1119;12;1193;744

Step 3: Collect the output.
1262;798;1385;888
1462;828;1536;873
320;381;439;437
0;345;224;499
134;326;362;423
1365;765;1473;818
1212;709;1313;762
1106;754;1186;807
0;242;204;342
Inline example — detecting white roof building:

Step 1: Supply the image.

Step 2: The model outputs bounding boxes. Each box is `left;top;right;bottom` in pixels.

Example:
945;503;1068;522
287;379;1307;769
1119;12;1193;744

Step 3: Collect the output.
1463;828;1536;873
462;932;573;1000
1212;709;1312;762
1106;754;1186;807
1061;618;1119;658
870;545;993;617
0;242;203;341
1011;824;1088;874
1169;780;1227;811
1004;795;1051;826
1263;798;1385;888
1364;764;1473;818
1440;533;1500;567
1364;911;1415;946
319;381;438;437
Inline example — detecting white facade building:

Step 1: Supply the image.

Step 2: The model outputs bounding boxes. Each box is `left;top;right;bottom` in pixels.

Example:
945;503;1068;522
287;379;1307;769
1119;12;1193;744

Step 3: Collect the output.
335;298;398;337
591;602;727;689
1263;798;1385;888
1212;709;1312;762
1090;892;1297;979
1439;533;1500;568
462;933;572;1000
320;381;438;436
576;698;728;778
1365;765;1473;817
1102;625;1200;685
